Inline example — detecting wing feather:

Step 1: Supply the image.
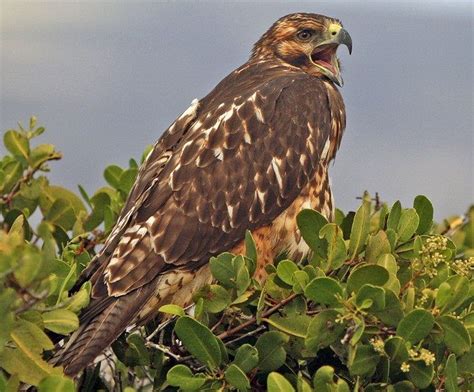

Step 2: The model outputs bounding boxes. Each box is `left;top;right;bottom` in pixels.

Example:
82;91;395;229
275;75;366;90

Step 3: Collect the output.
89;63;335;297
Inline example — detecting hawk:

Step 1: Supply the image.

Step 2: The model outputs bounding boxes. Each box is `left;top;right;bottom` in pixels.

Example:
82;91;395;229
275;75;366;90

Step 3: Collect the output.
53;12;352;376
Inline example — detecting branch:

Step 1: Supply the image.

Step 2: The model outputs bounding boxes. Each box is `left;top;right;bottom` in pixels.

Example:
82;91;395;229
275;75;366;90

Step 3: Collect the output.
217;293;298;341
0;154;62;208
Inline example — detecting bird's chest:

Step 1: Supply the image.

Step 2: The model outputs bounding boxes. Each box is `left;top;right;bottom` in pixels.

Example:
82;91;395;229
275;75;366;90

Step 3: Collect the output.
270;163;334;261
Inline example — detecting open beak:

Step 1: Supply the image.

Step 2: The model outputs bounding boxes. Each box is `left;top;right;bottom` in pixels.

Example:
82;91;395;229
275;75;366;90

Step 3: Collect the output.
309;27;352;86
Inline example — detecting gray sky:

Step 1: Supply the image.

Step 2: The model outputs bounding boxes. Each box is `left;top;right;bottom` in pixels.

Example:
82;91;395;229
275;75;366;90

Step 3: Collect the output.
1;1;473;220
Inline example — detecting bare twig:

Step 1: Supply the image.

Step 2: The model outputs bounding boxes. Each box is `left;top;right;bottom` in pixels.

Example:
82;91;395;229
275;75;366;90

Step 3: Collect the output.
224;325;266;346
145;341;185;362
217;293;298;340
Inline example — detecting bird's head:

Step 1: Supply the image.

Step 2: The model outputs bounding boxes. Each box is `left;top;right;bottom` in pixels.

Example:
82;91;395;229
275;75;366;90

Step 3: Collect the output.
252;13;352;86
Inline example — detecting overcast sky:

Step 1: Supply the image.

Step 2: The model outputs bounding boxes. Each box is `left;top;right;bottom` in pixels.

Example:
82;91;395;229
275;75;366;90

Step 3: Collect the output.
1;1;472;220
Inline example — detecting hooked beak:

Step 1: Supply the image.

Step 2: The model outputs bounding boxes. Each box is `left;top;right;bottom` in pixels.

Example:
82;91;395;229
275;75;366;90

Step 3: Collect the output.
309;26;352;86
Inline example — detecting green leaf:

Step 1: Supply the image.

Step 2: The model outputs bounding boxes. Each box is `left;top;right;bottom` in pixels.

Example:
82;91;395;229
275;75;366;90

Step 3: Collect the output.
463;312;474;340
436;282;452;309
39;185;87;217
267;372;295;392
439;275;469;314
225;364;250;391
312;366;335;392
391;381;416;392
304;277;343;305
4;130;29;159
0;320;57;385
38;375;75;392
256;331;288;372
407;360;434;389
349;345;380;376
103;165;124;189
365;231;391;263
64;283;91;313
158;304;185;317
29;144;60;169
13;247;44;287
397;208;419;242
376;253;398;274
457;346;474;373
77;184;91;207
296;209;328;251
166;364;206;390
1;160;23;192
174;316;221;369
396;309;434;344
340;211;355;239
119;168;138;194
292;270;309;294
387;201;402;231
199;284;231;313
413;195;434;234
384;336;409;363
232;344;259;373
2;374;19;392
233;255;251;296
305;309;345;352
44;199;75;230
444;354;459;392
356;284;385;311
350;317;365;345
126;333;150;366
320;223;347;270
346;264;389;294
276;260;299;285
373;290;404;326
209;253;234;287
265;314;310;338
245;230;257;265
464;206;474;248
437;315;471;356
11;320;54;353
348;198;371;259
0;347;58;386
42;309;79;334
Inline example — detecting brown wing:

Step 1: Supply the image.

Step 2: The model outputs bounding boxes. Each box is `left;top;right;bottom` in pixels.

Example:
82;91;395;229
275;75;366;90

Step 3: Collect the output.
98;62;335;297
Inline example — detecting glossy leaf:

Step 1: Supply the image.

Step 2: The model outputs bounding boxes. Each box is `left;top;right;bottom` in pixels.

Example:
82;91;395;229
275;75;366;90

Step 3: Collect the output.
444;354;459;392
232;344;259;373
296;209;328;251
174;316;221;369
267;372;295;392
407;360;434;389
348;198;371;259
256;331;288;372
346;264;389;294
397;208;419;242
38;375;75;392
166;364;206;390
413;195;434;234
4;130;29;159
225;364;250;391
305;277;343;305
42;309;79;334
396;309;434;343
437;315;471;356
276;260;299;285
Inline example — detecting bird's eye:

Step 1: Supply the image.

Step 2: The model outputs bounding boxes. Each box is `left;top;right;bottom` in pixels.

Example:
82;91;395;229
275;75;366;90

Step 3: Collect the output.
296;29;313;41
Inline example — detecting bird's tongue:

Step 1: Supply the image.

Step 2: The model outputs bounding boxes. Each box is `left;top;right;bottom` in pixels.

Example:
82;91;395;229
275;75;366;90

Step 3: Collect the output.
311;46;337;74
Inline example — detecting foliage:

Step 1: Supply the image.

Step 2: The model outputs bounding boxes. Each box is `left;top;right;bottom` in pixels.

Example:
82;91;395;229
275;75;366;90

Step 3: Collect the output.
0;118;472;391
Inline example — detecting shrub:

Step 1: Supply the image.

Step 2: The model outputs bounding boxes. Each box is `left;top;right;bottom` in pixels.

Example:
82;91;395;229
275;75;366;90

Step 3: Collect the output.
0;118;472;391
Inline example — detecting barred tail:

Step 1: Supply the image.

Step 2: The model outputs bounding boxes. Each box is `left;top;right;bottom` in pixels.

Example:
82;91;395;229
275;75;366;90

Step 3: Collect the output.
51;283;156;377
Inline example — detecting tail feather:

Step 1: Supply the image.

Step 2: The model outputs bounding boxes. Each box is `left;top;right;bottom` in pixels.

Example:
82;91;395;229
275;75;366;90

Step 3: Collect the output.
52;282;156;377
